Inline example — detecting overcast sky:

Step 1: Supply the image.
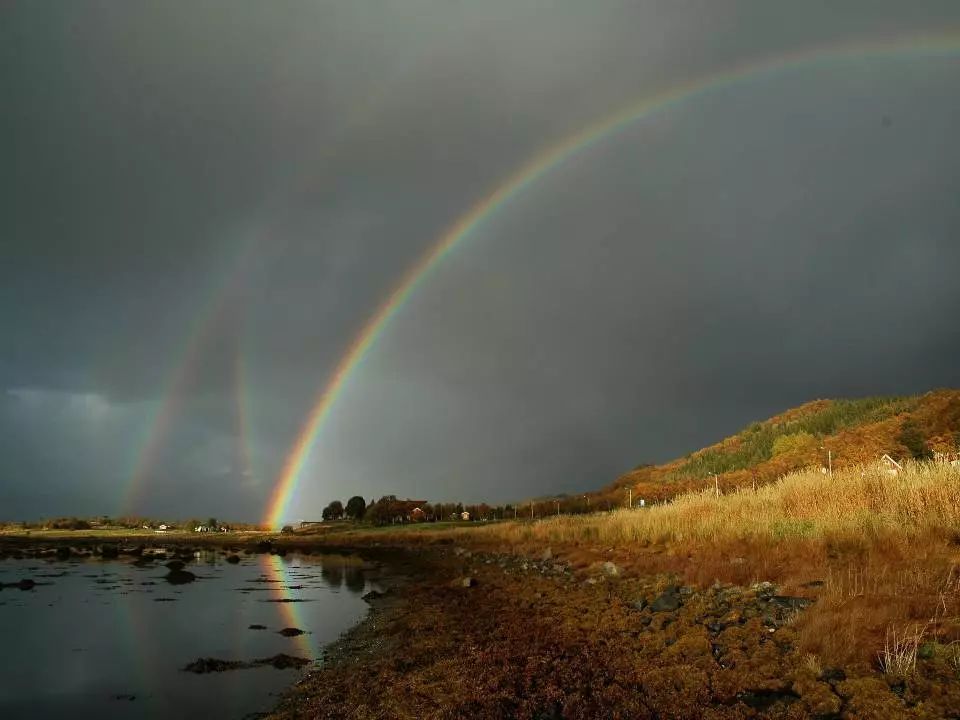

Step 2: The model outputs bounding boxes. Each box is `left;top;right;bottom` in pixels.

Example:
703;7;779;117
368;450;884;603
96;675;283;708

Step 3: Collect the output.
3;1;960;522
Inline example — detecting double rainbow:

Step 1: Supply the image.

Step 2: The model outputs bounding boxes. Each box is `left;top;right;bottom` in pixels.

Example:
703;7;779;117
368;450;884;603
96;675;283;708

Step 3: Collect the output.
263;31;960;527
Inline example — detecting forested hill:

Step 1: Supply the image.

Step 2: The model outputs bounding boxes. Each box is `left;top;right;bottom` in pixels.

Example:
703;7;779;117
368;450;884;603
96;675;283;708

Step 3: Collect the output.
599;389;960;505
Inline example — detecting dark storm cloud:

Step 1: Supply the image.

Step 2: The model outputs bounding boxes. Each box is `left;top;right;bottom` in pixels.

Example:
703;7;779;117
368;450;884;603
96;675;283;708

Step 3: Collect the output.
2;1;960;520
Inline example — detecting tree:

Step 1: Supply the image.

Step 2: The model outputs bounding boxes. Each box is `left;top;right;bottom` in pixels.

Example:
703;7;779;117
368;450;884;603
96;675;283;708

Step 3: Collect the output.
897;420;932;460
345;496;366;520
208;517;217;529
322;500;344;521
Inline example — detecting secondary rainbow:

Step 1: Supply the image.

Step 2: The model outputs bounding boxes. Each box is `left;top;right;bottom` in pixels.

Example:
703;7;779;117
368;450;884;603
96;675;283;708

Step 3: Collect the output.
263;31;960;527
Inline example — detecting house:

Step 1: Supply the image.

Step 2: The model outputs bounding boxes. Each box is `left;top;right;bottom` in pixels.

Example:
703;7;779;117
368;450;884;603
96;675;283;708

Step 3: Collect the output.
880;454;903;476
460;511;471;521
410;507;426;522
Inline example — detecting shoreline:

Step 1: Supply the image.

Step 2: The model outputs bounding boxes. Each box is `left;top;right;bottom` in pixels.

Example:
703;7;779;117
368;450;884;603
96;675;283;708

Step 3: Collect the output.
5;532;960;719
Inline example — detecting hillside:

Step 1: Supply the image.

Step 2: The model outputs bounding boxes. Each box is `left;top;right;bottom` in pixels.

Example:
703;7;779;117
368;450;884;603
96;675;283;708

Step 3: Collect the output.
600;389;960;505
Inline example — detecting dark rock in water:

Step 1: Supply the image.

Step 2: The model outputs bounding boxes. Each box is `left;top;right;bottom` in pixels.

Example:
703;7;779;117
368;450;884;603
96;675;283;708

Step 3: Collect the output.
165;560;186;571
182;653;311;673
182;657;247;674
255;541;272;553
113;694;136;701
248;624;268;630
362;589;387;602
127;545;144;557
55;546;71;560
278;627;306;637
165;569;197;585
17;579;37;591
257;653;310;670
100;545;120;559
153;598;178;602
226;555;241;564
650;588;681;612
132;557;154;568
272;547;288;557
261;598;309;603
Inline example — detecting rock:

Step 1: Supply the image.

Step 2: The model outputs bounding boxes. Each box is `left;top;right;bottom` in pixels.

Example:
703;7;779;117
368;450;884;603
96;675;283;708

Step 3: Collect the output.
278;627;306;637
362;589;387;601
256;653;310;670
55;546;71;560
165;560;186;571
113;694;136;701
100;545;120;559
632;598;647;611
770;595;813;610
602;561;620;577
458;577;477;588
751;581;776;599
248;624;268;630
182;657;247;674
650;588;681;612
226;555;241;564
541;548;553;562
17;579;36;591
165;569;196;585
820;667;846;683
255;541;272;553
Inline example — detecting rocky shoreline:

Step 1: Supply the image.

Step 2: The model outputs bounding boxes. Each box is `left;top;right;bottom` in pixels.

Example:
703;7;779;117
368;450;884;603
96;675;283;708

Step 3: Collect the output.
5;534;959;719
267;544;960;720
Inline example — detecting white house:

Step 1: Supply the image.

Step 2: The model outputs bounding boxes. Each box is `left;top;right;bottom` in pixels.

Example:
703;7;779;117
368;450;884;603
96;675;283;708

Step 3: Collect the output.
880;454;902;476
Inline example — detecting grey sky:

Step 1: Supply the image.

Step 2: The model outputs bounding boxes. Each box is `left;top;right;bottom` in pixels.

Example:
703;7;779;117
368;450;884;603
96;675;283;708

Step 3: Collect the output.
2;1;960;522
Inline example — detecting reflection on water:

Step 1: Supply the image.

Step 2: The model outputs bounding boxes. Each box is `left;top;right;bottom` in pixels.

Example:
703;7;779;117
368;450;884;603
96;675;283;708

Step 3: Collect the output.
0;550;376;719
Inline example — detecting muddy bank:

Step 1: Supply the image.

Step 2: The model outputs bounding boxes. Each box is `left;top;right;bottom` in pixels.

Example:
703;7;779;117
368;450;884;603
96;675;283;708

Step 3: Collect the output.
268;546;960;720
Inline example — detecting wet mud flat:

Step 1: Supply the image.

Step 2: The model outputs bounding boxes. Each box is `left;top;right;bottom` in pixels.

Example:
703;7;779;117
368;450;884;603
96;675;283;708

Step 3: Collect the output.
268;547;960;720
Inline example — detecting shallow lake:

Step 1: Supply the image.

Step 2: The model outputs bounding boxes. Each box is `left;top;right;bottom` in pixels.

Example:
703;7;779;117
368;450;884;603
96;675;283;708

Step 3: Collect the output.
0;550;375;719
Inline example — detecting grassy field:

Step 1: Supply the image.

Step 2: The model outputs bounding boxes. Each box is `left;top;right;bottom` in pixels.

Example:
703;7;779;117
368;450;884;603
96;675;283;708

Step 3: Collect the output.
303;460;960;669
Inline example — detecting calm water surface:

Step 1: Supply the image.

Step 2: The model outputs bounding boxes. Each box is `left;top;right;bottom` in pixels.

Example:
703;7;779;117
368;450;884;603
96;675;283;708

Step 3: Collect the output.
0;550;375;719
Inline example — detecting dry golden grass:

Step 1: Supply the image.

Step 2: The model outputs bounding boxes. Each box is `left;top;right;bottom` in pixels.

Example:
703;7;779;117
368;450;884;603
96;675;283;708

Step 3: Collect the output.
469;460;960;547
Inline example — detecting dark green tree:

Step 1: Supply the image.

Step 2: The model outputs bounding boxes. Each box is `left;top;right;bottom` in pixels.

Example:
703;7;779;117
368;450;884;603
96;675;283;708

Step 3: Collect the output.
345;495;366;520
897;420;932;460
322;500;344;521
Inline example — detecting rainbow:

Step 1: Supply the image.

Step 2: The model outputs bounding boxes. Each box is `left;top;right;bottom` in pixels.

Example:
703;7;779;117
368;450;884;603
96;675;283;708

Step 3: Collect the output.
263;31;960;527
124;234;259;514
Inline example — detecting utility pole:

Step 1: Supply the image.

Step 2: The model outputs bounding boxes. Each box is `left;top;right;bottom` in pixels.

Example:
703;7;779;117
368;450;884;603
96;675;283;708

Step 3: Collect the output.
556;500;560;516
709;472;719;497
628;488;632;509
820;446;833;477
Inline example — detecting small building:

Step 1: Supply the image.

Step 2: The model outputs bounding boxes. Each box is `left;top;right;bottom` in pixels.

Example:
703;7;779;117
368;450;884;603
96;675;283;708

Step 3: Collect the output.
460;511;470;521
410;507;426;522
880;454;903;476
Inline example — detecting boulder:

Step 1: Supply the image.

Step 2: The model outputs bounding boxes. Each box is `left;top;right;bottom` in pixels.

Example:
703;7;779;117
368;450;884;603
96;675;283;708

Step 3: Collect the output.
165;569;197;585
650;588;681;612
226;555;241;564
602;561;620;577
165;560;186;572
278;627;306;637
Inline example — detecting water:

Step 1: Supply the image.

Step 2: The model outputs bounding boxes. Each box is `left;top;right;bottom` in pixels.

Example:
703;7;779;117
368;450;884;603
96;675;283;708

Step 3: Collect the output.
0;550;375;719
